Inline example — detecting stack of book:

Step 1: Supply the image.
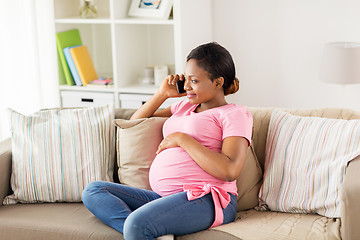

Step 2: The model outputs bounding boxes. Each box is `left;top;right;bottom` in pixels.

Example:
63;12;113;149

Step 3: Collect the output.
56;29;98;87
87;77;114;88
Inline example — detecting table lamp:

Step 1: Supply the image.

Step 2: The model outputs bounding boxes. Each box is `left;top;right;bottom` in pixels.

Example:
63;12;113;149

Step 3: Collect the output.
320;42;360;84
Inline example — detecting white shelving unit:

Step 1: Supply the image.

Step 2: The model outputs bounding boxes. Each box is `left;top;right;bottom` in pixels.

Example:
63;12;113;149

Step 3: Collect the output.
53;0;212;109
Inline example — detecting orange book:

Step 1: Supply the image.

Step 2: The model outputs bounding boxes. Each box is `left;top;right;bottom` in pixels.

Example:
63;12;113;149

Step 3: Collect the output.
69;46;98;86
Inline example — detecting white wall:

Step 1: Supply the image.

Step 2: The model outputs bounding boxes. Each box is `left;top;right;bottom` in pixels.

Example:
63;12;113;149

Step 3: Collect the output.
213;0;360;110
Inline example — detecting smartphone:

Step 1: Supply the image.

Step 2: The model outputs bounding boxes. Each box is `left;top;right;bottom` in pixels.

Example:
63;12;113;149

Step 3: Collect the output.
176;80;186;94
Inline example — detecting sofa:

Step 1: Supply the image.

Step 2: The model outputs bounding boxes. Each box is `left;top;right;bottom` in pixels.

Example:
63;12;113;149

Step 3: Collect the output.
0;106;360;240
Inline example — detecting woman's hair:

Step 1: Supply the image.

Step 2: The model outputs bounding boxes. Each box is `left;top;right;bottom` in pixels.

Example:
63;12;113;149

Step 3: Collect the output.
186;42;239;95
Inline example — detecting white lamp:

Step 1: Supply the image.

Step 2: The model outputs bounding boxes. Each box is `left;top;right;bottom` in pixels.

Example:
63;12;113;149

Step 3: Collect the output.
320;42;360;84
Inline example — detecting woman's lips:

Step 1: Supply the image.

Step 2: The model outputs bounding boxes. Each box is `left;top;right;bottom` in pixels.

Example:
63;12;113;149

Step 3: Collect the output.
187;93;196;98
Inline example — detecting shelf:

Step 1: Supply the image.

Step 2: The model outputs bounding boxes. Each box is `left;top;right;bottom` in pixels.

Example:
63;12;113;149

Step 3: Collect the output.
59;84;159;95
114;18;174;25
55;17;111;24
59;85;114;93
55;17;174;25
54;0;212;109
118;84;159;95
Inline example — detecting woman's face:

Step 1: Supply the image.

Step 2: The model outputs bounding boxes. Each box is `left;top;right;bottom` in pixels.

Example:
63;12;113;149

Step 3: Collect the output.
184;59;220;105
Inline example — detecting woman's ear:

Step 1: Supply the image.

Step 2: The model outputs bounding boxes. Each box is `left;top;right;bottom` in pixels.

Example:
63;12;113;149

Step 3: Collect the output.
215;77;224;89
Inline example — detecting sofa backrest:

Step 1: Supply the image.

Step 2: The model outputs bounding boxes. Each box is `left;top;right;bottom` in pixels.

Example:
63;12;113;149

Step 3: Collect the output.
247;107;360;171
115;108;136;120
114;107;360;172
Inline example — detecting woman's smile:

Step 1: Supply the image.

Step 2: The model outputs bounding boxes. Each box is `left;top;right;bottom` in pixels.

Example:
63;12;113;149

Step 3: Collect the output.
187;92;196;98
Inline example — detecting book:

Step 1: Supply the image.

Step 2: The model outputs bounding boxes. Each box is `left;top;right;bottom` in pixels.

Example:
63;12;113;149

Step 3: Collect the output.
55;29;82;86
63;46;82;86
57;52;66;85
90;77;113;85
70;45;98;86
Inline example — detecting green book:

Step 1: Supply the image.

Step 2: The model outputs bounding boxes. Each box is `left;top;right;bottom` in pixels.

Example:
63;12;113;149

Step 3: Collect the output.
56;29;82;86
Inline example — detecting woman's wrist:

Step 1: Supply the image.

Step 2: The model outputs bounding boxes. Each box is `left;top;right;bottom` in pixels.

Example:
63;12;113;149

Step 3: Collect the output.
154;89;169;101
177;133;192;149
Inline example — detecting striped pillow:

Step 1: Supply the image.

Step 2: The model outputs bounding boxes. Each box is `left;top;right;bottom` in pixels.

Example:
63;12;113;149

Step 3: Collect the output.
258;110;360;217
3;105;114;204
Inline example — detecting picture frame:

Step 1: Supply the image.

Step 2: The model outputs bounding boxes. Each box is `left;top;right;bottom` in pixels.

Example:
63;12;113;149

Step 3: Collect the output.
128;0;173;19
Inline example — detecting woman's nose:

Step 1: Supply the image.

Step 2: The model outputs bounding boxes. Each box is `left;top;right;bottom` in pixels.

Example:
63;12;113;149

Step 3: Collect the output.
184;80;191;91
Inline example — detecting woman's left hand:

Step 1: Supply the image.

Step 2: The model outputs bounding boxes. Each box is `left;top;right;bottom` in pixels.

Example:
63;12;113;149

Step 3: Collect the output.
156;132;187;154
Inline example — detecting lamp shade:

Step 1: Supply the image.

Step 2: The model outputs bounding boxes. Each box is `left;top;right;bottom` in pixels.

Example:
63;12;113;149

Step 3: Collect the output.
320;42;360;84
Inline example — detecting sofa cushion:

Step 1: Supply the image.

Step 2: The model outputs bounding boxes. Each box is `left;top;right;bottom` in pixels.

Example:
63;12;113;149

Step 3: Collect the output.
114;117;168;189
0;204;340;240
0;203;123;240
4;105;115;204
209;209;341;240
259;110;360;217
176;228;240;240
114;117;262;211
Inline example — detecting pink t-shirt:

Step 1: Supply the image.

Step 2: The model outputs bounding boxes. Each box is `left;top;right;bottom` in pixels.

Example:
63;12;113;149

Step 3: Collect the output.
149;100;253;197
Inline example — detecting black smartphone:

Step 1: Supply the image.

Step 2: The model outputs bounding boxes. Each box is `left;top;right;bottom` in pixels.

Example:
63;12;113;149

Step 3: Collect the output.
176;80;186;94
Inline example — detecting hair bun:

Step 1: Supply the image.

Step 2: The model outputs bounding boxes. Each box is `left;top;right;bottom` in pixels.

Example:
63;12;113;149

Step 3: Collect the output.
224;77;239;95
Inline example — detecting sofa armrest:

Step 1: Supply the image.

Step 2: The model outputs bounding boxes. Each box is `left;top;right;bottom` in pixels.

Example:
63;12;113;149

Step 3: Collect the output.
341;155;360;240
0;138;12;205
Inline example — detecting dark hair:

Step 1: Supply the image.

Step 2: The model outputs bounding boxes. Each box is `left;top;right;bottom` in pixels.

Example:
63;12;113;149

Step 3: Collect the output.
186;42;239;95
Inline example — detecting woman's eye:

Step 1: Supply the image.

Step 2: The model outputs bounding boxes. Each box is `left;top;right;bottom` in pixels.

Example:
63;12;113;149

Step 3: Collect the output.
191;80;197;83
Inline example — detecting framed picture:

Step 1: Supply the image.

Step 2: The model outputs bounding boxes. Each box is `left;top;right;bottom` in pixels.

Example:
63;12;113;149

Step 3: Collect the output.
128;0;173;19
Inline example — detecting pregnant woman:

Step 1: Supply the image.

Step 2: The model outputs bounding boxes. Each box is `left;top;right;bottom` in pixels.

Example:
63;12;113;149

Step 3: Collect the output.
82;42;253;240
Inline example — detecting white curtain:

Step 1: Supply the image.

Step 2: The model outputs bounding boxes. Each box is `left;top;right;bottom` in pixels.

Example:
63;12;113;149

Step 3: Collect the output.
0;0;60;141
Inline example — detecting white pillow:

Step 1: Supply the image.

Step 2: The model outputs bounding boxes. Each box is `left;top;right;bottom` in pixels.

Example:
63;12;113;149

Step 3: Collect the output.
258;110;360;217
4;105;115;204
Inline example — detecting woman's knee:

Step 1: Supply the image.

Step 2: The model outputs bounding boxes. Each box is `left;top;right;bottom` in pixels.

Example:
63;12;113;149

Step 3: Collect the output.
123;210;154;239
82;181;106;205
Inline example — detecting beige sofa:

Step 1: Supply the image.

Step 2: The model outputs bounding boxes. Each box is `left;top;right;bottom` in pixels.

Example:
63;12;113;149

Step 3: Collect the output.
0;107;360;240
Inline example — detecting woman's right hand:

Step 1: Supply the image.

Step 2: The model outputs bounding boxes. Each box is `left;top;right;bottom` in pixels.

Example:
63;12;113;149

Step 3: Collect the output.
130;74;186;120
157;74;187;99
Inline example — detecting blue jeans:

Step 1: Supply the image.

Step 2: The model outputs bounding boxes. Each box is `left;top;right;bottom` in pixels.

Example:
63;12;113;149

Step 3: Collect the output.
82;181;237;240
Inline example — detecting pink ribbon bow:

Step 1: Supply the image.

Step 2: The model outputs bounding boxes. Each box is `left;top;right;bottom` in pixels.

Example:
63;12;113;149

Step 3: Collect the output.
183;184;231;228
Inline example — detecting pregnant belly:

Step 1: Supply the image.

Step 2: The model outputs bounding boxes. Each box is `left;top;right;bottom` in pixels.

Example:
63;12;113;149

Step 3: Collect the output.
149;147;221;196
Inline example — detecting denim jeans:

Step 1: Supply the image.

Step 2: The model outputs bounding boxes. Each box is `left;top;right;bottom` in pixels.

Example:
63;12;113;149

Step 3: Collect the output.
82;181;237;240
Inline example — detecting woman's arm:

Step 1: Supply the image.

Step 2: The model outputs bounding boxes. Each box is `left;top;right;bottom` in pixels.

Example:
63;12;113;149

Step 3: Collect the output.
157;133;249;182
130;74;186;120
130;92;172;120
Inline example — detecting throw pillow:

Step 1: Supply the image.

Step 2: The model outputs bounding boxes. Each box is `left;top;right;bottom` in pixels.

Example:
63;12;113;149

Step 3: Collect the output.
114;117;168;190
258;110;360;217
4;105;115;204
114;117;262;211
